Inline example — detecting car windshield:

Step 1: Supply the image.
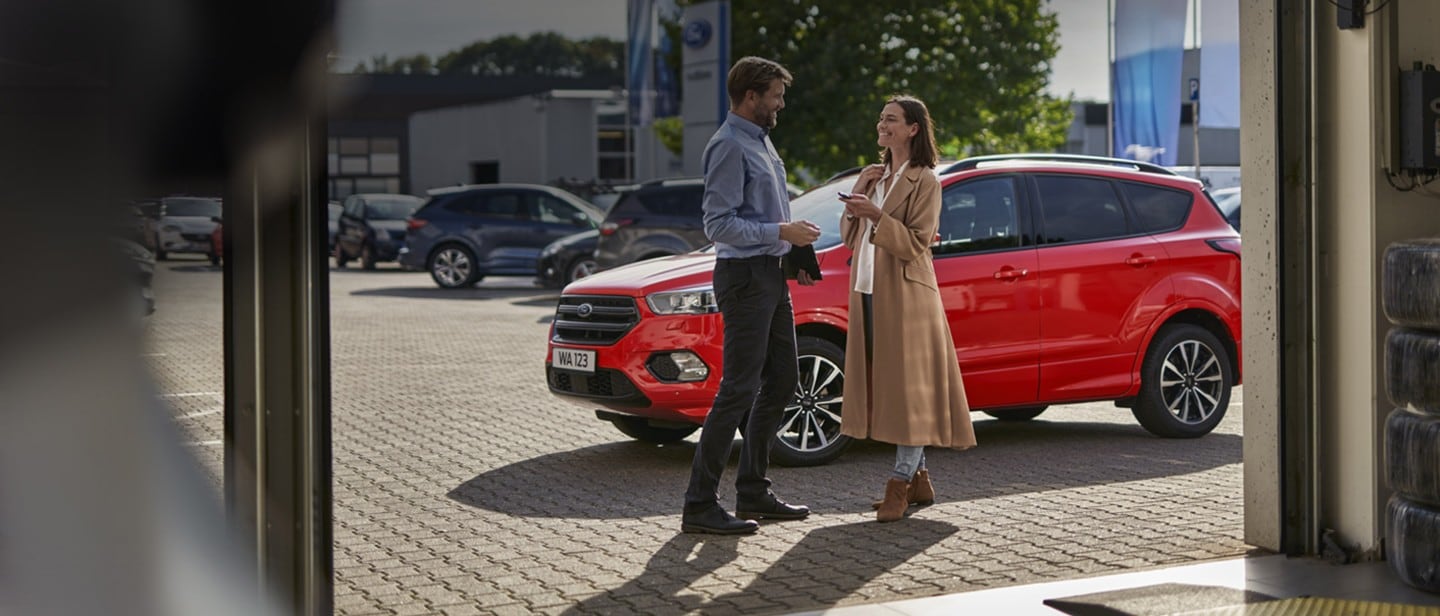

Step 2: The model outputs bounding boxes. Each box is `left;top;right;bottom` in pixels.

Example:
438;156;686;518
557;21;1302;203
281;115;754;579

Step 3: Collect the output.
365;196;423;220
789;174;860;250
164;197;222;218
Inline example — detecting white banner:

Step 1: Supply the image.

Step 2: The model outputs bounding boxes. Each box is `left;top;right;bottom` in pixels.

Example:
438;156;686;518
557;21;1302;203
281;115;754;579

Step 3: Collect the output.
1199;0;1240;128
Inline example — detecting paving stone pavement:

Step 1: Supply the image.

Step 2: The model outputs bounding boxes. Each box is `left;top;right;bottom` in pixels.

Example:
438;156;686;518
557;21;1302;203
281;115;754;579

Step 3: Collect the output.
144;257;1248;615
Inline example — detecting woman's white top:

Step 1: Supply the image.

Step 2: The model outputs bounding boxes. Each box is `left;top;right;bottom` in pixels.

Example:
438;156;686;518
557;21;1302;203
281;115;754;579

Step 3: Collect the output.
853;164;906;295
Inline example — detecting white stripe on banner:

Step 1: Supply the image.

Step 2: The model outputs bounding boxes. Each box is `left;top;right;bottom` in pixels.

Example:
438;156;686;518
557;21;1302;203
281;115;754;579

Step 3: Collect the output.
1113;0;1188;166
1199;0;1240;128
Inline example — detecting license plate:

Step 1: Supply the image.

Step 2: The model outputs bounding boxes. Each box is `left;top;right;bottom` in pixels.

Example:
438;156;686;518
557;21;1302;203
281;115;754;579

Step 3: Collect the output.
553;347;596;373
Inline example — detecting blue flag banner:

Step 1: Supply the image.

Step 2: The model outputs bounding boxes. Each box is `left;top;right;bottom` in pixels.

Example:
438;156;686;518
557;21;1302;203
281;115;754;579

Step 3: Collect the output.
627;0;654;125
1112;0;1187;165
1199;0;1240;128
654;20;679;117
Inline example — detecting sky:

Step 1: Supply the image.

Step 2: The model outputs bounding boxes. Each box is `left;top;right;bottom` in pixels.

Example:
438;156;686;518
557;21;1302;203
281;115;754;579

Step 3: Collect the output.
333;0;1201;102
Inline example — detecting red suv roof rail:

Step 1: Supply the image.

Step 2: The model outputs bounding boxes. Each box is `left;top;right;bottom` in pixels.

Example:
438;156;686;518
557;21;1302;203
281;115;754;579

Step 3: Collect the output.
941;154;1181;177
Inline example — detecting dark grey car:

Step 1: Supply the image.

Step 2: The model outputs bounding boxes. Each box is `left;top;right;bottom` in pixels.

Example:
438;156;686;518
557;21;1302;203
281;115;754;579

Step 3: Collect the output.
593;178;708;271
592;177;805;272
335;193;424;269
399;184;602;288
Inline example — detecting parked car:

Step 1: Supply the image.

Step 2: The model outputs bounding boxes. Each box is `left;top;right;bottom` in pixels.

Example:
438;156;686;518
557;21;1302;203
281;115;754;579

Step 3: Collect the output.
1211;186;1241;232
537;229;600;288
112;237;156;318
153;196;222;260
400;184;604;288
545;154;1243;466
328;201;343;251
208;217;223;266
594;178;707;271
334;193;424;269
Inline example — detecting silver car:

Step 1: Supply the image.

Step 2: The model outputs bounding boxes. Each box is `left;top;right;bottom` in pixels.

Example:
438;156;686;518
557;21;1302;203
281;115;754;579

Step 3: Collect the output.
153;196;222;260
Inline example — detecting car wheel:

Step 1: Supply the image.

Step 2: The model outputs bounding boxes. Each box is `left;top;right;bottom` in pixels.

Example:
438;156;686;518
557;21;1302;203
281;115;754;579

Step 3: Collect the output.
1131;323;1233;438
208;251;220;266
608;416;698;444
428;244;478;288
156;249;167;261
772;336;852;467
333;241;348;269
983;406;1048;421
564;256;598;285
361;242;377;270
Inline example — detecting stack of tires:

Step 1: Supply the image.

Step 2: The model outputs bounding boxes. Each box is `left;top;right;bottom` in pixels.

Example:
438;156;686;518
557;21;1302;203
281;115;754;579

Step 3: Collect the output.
1382;239;1440;593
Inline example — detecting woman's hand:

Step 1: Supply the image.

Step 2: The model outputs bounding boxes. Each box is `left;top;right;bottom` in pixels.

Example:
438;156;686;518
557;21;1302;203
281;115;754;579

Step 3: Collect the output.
841;193;883;223
853;164;885;194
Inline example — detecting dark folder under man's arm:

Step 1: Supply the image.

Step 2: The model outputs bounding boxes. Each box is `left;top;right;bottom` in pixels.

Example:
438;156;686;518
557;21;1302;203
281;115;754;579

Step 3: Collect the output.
782;244;822;281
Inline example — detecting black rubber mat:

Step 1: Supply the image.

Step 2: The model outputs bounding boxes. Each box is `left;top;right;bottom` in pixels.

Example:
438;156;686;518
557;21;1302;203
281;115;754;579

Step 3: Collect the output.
1041;583;1276;616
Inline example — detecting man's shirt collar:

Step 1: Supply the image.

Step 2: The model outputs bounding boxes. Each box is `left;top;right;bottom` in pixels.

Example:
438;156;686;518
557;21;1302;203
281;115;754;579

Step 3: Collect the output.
726;112;767;139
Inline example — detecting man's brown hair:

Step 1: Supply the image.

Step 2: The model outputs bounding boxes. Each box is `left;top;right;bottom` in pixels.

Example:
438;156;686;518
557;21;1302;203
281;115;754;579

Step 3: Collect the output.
880;95;939;169
726;56;793;108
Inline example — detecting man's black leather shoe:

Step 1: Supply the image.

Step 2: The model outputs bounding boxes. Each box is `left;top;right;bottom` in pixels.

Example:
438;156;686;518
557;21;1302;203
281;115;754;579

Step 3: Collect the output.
736;493;810;521
681;506;759;535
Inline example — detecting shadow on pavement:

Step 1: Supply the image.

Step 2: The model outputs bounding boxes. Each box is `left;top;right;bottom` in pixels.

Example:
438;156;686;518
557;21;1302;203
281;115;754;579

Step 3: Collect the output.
560;534;740;615
561;520;958;616
447;419;1241;520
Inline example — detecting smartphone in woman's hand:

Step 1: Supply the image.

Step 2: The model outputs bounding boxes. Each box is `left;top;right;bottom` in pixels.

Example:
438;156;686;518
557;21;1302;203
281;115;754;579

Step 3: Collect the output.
837;191;854;199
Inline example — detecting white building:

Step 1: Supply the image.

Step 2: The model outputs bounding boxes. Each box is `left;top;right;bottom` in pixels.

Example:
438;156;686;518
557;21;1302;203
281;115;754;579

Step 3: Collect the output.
407;89;683;196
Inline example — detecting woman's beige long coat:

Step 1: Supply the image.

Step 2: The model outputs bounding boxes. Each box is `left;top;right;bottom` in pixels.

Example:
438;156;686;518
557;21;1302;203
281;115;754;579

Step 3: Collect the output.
838;164;976;450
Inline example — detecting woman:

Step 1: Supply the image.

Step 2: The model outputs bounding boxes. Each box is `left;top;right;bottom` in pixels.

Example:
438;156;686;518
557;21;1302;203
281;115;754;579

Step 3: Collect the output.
838;95;976;522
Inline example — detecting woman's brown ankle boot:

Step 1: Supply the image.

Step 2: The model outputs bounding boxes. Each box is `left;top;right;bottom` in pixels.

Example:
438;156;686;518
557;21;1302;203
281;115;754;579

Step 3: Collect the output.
910;469;935;506
871;470;936;509
876;478;910;522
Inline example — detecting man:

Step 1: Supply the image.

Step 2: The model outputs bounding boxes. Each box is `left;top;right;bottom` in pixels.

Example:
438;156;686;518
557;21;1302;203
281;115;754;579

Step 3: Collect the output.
681;56;821;535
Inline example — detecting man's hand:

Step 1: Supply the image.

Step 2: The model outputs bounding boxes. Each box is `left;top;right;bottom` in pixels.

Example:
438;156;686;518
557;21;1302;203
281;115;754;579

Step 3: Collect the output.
780;220;821;246
796;269;816;286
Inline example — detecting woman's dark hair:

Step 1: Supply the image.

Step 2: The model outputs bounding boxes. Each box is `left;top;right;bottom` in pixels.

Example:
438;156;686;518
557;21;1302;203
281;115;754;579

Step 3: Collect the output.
726;56;793;108
880;95;939;169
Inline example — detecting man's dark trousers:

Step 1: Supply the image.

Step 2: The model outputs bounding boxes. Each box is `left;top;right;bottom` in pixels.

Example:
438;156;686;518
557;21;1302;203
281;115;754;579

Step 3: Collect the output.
684;254;798;512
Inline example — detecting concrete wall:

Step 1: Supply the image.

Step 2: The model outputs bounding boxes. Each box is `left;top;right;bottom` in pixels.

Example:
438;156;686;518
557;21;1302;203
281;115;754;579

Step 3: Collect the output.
409;95;683;192
409;97;545;193
1240;0;1280;552
1243;0;1440;555
542;99;599;183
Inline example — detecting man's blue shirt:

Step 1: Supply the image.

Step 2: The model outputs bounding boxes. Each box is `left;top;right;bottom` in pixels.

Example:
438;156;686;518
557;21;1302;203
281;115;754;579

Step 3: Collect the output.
701;113;792;258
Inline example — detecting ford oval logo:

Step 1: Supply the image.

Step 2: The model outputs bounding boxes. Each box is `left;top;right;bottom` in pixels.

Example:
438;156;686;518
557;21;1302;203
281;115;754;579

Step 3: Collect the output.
683;19;712;49
576;303;594;318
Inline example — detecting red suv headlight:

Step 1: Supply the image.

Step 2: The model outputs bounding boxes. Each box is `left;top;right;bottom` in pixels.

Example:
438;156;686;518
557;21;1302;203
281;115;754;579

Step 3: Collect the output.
646;287;718;315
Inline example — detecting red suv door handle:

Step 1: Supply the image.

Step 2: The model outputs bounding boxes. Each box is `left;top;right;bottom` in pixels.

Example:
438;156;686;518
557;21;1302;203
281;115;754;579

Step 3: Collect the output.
993;268;1028;280
1125;255;1158;267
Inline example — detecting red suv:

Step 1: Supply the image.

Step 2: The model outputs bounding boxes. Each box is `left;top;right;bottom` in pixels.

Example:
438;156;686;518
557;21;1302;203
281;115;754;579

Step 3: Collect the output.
545;155;1242;466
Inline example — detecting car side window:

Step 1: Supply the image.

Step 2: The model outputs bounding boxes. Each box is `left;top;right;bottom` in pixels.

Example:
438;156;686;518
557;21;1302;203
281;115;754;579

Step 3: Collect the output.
343;196;363;218
483;192;530;220
443;193;486;216
636;186;703;217
1121;182;1193;233
934;177;1022;256
1034;175;1130;244
533;194;581;224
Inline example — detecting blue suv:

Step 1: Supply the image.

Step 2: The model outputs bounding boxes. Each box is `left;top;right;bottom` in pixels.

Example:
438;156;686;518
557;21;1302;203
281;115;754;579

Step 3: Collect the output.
400;184;604;288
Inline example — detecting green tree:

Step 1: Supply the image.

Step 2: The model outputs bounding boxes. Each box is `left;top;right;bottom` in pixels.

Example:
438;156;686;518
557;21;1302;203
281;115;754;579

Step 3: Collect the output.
433;32;623;80
722;0;1072;179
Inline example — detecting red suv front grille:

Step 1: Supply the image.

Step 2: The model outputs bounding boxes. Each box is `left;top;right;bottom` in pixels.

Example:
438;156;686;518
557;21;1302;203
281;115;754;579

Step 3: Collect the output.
552;295;640;345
